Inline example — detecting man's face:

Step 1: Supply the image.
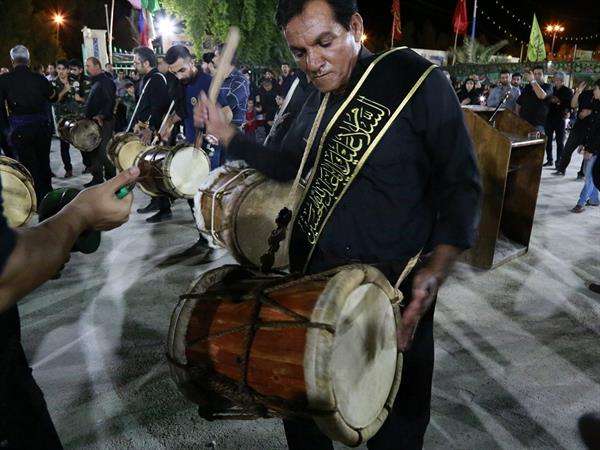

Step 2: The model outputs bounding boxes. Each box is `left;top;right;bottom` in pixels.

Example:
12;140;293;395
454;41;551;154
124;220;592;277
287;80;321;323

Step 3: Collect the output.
106;63;113;72
533;69;544;83
133;54;150;76
213;50;221;69
284;0;363;93
47;64;55;74
511;75;521;87
263;81;272;91
499;73;510;86
281;64;290;77
169;57;195;83
56;64;68;79
118;70;125;79
70;66;82;77
126;85;135;96
554;76;563;88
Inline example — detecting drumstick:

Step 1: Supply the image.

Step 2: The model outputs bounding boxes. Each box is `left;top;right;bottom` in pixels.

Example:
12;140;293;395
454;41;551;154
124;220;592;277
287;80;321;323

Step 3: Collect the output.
193;26;241;150
152;100;175;146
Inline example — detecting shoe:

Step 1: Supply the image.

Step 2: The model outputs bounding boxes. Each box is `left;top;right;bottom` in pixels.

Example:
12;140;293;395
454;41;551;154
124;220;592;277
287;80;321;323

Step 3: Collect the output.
146;210;173;223
551;170;565;176
82;166;91;174
570;204;585;213
137;199;160;214
579;412;600;449
156;238;212;267
64;169;73;179
586;200;599;207
542;161;553;167
577;172;585;180
83;179;103;188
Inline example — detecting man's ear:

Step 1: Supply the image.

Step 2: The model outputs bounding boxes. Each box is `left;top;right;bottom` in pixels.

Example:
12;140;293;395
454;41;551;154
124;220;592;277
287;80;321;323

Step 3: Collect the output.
350;13;364;43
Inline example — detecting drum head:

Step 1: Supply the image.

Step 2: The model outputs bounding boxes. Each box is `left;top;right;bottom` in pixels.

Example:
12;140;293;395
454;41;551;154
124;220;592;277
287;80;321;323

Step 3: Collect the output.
305;266;401;445
119;140;147;171
168;146;210;198
73;119;101;152
234;177;291;268
0;159;36;227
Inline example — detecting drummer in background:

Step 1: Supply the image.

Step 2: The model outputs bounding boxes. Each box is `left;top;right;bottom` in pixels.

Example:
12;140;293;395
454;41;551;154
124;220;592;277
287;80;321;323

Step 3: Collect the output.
128;47;173;223
82;57;117;187
51;59;79;179
0;45;56;203
162;44;231;261
195;0;481;448
0;168;139;450
71;58;94;174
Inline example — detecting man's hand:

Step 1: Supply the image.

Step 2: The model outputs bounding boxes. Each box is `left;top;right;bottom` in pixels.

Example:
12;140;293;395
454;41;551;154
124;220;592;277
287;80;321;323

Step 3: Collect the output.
138;127;153;145
75;93;84;103
524;71;534;82
576;82;587;94
93;115;104;127
579;109;592;120
69;166;139;231
194;92;236;148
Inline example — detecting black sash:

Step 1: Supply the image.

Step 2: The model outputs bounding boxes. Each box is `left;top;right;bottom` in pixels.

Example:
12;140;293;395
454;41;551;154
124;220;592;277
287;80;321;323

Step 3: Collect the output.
289;48;436;273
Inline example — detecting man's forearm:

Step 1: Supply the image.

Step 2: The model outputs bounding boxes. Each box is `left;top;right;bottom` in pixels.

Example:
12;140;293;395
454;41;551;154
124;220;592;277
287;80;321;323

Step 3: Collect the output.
0;207;88;312
425;244;463;285
533;83;547;100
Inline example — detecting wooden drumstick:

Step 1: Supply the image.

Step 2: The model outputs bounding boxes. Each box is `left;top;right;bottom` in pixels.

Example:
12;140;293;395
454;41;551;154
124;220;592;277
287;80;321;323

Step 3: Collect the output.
152;100;175;146
194;26;241;150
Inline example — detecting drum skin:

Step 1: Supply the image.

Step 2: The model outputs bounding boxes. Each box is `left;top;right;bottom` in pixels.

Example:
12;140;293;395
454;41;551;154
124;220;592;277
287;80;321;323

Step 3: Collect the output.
196;166;291;269
107;132;147;172
0;156;36;227
167;264;403;446
57;115;101;152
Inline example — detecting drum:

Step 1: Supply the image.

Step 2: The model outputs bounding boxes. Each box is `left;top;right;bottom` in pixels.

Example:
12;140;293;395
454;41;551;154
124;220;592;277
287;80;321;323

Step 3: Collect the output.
57;115;101;152
195;165;291;269
107;132;147;172
134;144;211;199
167;264;403;446
0;156;36;227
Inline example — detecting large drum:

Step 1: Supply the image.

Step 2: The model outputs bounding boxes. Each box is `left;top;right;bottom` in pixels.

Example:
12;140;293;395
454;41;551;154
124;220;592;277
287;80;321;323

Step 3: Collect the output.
57;115;101;152
0;156;36;227
107;132;147;172
134;144;211;199
167;264;403;446
195;165;291;269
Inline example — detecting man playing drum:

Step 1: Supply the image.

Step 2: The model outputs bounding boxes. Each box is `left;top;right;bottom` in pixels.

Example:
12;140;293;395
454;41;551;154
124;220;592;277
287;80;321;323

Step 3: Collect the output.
194;0;481;448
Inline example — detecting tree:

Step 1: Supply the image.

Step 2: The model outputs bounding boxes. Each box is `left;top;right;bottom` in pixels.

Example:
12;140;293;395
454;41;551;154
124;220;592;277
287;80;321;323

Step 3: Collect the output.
161;0;291;67
0;0;61;67
449;37;509;64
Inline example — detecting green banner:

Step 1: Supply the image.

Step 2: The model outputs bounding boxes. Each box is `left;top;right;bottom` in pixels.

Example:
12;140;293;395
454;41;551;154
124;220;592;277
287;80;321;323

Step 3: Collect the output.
528;14;547;62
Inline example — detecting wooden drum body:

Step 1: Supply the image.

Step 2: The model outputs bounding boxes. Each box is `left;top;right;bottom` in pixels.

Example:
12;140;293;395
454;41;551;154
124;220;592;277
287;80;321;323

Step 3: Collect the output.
134;144;211;199
57;115;101;152
167;264;402;446
195;166;291;269
107;132;147;172
0;156;36;227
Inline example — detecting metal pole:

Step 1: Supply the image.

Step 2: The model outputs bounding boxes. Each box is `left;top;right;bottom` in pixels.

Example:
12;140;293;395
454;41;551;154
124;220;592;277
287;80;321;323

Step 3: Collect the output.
452;31;459;65
470;0;478;62
109;0;115;65
519;43;524;62
551;32;556;58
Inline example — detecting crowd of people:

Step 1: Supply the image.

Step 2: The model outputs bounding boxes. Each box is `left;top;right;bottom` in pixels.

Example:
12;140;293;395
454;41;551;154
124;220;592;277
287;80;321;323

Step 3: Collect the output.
453;67;600;214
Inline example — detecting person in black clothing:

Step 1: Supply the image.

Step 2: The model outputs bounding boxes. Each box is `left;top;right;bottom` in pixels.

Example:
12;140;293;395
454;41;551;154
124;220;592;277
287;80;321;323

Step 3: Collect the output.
516;66;552;135
256;78;278;133
194;0;481;448
70;58;94;174
0;45;56;203
456;78;481;105
130;47;173;223
0;167;139;450
554;80;600;177
278;62;296;96
83;57;117;187
158;55;184;146
544;72;573;167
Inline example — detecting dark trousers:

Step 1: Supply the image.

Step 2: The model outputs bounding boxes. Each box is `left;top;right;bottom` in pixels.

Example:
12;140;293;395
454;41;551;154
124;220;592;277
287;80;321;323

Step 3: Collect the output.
557;127;586;173
81;150;92;169
545;115;566;164
0;339;63;450
59;139;72;172
10;124;53;203
0;124;14;158
157;196;171;211
90;119;116;182
283;269;435;450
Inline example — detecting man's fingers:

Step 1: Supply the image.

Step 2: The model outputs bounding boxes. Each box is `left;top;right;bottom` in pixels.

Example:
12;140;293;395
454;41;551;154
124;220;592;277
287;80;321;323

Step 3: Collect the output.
103;166;140;192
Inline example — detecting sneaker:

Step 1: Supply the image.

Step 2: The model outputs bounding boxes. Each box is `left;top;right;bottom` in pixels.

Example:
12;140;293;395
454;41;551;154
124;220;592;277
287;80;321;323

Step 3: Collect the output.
586;200;599;207
542;161;554;167
146;210;173;223
570;204;585;213
589;283;600;294
137;199;160;214
552;170;565;176
64;169;73;179
83;179;103;188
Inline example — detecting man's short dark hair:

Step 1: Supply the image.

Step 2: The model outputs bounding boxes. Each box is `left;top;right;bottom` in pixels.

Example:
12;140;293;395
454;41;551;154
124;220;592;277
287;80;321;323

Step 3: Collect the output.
214;44;238;66
133;46;157;68
202;52;215;65
165;45;192;65
87;57;101;68
56;58;69;68
533;65;544;73
512;72;521;78
69;58;83;68
281;62;290;67
500;69;510;76
276;0;358;30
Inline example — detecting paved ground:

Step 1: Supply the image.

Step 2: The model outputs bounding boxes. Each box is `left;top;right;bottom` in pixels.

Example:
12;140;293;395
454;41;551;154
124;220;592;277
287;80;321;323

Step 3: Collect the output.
16;138;600;449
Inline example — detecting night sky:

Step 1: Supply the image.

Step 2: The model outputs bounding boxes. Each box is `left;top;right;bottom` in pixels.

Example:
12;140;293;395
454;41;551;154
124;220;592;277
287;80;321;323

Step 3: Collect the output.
50;0;600;60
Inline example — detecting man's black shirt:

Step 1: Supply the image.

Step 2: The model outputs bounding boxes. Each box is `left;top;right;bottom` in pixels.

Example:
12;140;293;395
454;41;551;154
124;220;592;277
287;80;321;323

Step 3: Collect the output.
0;66;54;122
85;72;116;120
517;82;553;127
132;68;170;130
547;85;573;119
227;48;481;277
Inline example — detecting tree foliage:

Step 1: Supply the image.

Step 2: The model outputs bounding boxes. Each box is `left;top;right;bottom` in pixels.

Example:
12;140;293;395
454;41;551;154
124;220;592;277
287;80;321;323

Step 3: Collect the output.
162;0;291;66
0;0;61;67
450;37;509;64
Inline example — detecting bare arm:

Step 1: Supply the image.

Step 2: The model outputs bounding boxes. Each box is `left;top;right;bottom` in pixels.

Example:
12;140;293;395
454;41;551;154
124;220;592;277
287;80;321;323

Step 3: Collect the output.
0;168;139;312
532;82;547;100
